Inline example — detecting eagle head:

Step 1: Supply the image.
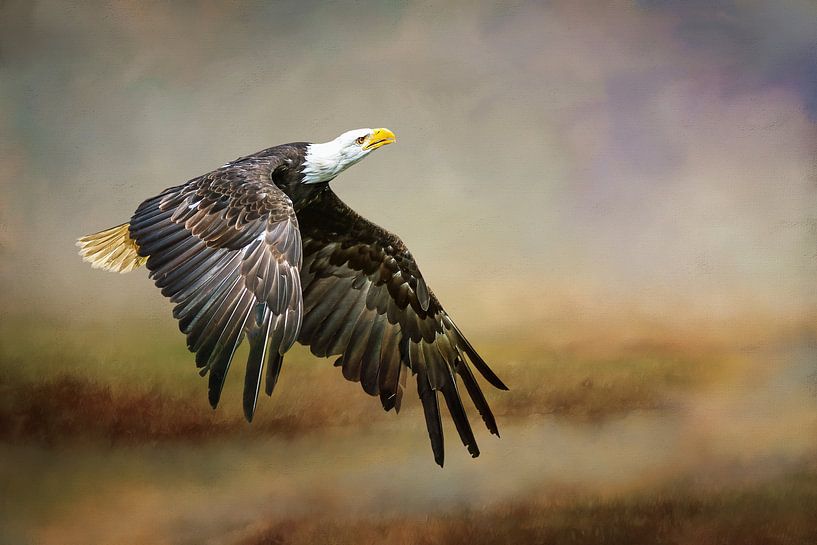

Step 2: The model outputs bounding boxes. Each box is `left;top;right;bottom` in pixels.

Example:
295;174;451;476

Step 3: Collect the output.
301;127;396;184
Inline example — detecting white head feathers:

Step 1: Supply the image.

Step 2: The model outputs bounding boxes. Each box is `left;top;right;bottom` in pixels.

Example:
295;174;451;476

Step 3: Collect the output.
301;127;396;184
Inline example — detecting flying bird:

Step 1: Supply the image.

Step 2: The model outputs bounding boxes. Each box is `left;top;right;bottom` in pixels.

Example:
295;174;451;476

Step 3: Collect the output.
77;128;507;466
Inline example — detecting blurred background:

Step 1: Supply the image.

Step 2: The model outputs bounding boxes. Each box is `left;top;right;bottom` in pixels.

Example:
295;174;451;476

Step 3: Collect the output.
1;1;816;544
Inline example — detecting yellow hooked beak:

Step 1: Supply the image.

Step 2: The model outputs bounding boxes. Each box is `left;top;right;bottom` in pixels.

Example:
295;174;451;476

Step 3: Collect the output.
362;127;397;151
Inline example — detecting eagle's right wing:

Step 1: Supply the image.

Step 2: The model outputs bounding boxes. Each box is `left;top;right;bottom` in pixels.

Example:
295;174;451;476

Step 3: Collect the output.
129;157;302;421
296;188;507;466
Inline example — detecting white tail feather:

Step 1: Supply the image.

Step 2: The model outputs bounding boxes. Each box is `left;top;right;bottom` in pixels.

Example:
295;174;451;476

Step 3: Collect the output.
76;223;147;273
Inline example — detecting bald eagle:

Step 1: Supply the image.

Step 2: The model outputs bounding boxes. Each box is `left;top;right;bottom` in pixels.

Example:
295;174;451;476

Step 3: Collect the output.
77;128;506;466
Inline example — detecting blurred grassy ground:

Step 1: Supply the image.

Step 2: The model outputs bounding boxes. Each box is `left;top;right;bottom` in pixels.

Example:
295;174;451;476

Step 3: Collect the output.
0;316;739;443
241;468;817;545
2;317;816;545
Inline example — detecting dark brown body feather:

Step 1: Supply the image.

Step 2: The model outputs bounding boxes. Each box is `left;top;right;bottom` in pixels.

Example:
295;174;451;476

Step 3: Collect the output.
128;143;506;465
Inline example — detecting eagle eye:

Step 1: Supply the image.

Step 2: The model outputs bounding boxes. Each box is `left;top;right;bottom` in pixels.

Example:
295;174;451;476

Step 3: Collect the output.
355;136;366;145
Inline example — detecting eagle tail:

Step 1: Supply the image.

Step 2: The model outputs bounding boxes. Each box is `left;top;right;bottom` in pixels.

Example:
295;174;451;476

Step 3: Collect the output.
76;223;147;273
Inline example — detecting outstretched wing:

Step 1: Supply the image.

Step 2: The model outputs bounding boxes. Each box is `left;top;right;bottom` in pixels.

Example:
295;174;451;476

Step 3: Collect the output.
129;157;302;421
296;188;507;466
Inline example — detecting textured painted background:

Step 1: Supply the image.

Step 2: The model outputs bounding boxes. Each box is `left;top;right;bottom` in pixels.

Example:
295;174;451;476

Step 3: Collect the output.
2;2;816;544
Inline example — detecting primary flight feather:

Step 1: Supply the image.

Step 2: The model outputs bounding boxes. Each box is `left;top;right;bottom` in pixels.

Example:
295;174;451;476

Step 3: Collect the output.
77;127;507;466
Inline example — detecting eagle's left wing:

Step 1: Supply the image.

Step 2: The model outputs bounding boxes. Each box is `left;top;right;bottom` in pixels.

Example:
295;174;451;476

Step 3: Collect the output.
129;157;302;420
296;188;507;466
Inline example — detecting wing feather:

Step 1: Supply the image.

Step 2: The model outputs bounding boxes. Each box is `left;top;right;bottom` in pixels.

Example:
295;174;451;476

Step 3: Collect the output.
243;304;273;421
296;188;506;465
129;157;303;421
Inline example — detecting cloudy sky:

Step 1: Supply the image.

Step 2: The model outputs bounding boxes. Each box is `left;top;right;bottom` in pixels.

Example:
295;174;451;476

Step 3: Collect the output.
2;0;815;343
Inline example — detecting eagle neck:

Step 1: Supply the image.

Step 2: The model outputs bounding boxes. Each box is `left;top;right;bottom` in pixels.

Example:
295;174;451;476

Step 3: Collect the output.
301;141;362;185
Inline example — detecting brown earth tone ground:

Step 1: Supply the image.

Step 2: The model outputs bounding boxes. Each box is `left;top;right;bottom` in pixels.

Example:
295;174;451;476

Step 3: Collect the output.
1;319;816;545
241;470;817;545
